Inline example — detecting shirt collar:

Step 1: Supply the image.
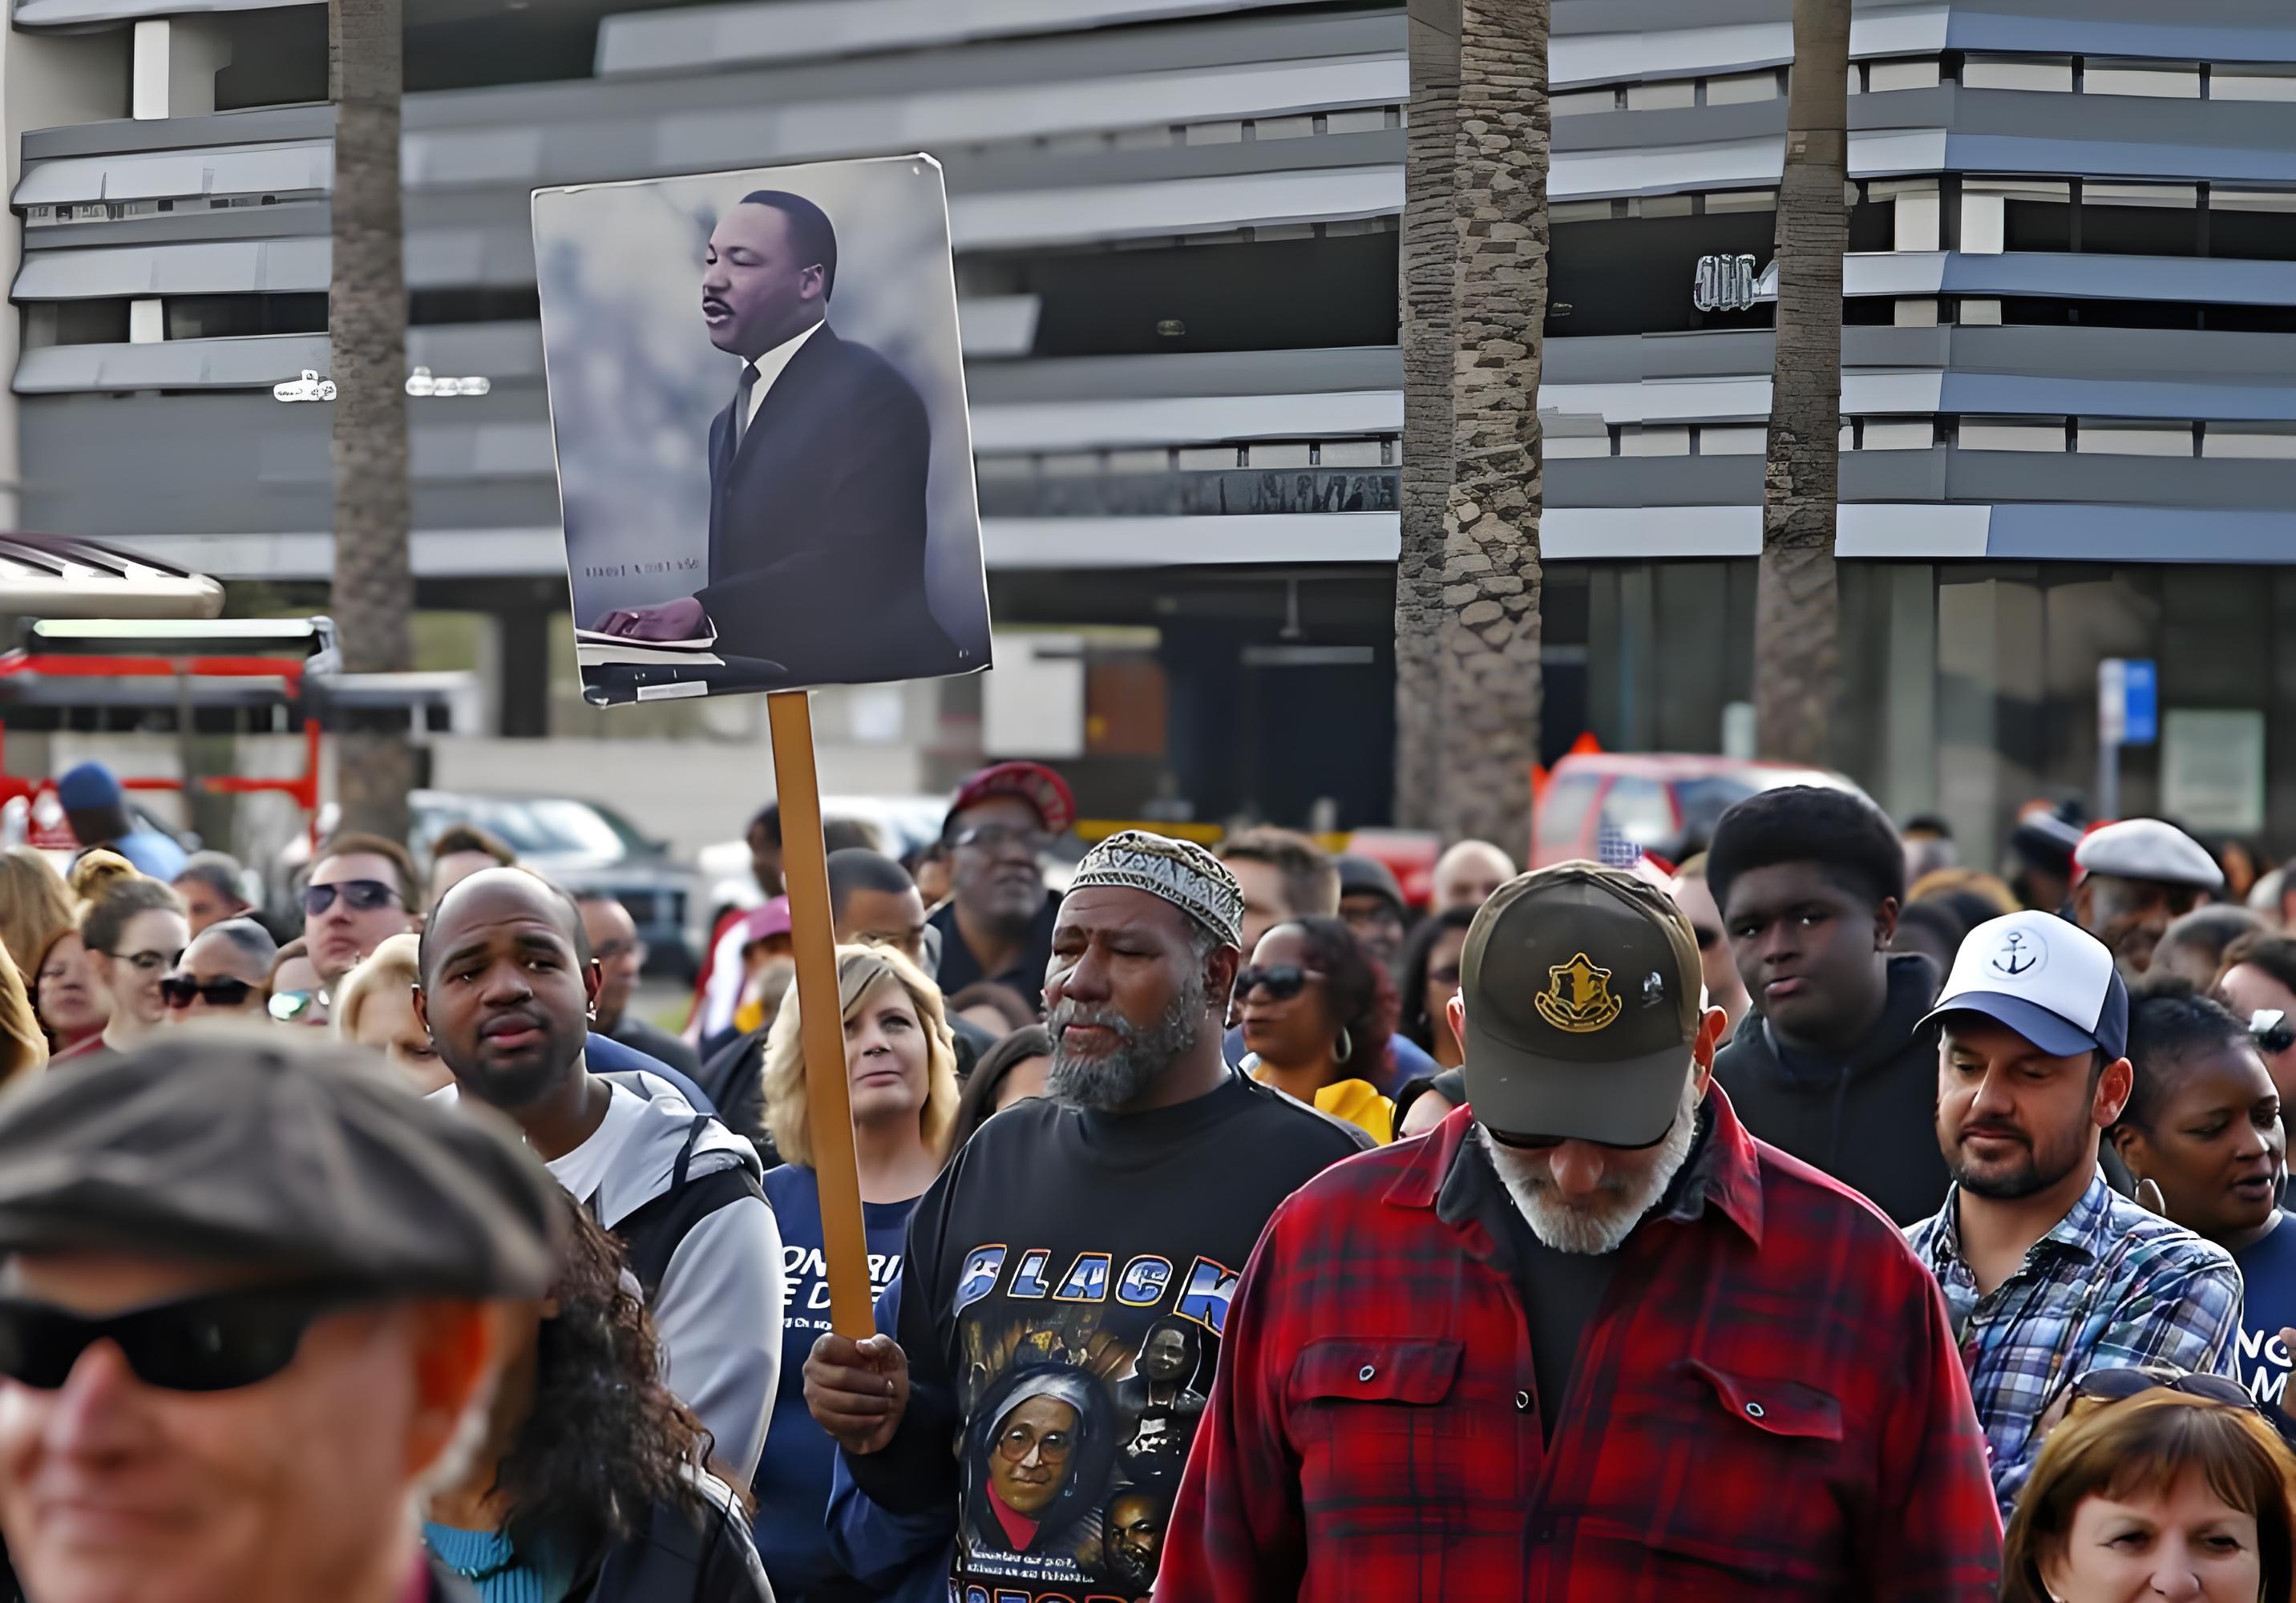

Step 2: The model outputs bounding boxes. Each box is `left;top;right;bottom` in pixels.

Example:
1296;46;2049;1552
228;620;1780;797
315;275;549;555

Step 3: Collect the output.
745;318;824;392
1927;1165;2112;1269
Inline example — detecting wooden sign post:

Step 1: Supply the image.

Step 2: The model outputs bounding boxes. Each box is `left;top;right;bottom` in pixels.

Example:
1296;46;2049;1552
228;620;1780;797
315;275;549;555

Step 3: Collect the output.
766;688;875;1339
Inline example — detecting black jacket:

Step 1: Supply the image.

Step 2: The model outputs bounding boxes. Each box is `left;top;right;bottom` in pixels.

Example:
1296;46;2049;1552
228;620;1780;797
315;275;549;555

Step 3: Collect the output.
1712;952;1948;1226
697;325;964;686
571;1485;772;1603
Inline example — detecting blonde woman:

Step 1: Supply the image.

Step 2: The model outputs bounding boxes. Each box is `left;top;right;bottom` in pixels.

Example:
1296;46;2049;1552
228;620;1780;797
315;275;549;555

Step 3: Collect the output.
754;943;957;1597
333;932;447;1092
0;941;47;1088
0;846;76;975
9;847;109;1057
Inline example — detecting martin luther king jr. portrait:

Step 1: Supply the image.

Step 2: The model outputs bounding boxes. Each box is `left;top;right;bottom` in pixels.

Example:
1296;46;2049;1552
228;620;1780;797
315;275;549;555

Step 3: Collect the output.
536;159;990;694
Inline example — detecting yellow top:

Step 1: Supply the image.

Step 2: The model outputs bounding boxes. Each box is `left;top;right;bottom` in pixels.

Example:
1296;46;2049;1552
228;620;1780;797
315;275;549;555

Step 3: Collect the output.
1252;1067;1393;1145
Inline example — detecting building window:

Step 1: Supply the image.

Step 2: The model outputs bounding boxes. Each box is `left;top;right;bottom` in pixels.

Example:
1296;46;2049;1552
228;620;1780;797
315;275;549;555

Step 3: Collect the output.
163;293;328;340
2209;190;2296;263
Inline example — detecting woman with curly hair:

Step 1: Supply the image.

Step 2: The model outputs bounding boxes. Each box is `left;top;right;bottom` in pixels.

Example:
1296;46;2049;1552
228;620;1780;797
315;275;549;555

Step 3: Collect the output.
754;943;959;1600
1236;914;1397;1143
422;1195;770;1602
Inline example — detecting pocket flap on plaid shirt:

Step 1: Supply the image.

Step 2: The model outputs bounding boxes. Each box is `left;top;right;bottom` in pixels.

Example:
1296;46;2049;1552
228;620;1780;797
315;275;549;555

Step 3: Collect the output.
1290;1338;1464;1406
1686;1359;1844;1443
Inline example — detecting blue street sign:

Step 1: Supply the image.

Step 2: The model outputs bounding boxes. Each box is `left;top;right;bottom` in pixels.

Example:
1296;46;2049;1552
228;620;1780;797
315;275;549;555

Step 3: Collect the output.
2124;660;2157;746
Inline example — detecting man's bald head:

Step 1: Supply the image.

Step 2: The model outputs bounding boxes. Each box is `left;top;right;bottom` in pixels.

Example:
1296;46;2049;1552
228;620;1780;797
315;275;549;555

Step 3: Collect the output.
1434;839;1518;915
418;866;588;984
414;867;600;1120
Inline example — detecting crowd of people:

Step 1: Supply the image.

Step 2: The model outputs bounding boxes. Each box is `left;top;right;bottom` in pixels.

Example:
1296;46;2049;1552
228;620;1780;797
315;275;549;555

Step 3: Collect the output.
11;755;2296;1601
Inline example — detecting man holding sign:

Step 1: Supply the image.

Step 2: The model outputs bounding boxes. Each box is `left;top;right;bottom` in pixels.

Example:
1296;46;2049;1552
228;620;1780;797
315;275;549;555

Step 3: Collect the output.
593;188;961;685
805;833;1366;1602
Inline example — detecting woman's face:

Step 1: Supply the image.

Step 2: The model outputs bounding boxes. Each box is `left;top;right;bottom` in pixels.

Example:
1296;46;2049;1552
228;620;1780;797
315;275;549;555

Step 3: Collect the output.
845;977;929;1128
2118;1044;2284;1244
993;1053;1051;1114
94;908;190;1027
1239;927;1335;1070
1422;926;1469;1040
350;982;451;1095
36;933;107;1040
2219;963;2296;1107
2040;1468;2263;1602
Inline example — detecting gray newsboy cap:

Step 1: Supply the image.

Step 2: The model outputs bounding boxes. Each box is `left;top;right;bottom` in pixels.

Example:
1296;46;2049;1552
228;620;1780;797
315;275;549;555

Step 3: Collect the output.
2075;818;2225;893
0;1028;560;1299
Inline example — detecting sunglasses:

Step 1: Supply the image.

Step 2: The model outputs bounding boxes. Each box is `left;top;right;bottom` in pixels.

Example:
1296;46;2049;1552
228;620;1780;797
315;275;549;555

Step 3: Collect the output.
268;988;329;1023
302;878;403;917
2254;1011;2296;1056
160;975;257;1010
1483;1116;1679;1153
2072;1367;2259;1414
1235;965;1324;1003
1693;926;1724;953
0;1282;369;1394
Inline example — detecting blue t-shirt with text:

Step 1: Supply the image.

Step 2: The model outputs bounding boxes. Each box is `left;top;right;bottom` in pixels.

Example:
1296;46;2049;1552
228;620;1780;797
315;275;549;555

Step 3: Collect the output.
2234;1214;2296;1406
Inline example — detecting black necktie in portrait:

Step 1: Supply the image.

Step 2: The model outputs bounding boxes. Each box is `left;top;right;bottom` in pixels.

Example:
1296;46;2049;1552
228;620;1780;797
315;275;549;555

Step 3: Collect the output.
731;361;760;452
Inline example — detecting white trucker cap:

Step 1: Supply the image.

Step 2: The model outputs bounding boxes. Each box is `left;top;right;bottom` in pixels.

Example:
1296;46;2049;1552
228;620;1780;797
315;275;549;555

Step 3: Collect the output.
1920;910;2130;1060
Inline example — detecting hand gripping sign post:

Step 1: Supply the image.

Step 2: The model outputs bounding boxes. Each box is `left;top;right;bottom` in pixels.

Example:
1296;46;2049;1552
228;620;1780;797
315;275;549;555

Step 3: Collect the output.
533;156;992;1334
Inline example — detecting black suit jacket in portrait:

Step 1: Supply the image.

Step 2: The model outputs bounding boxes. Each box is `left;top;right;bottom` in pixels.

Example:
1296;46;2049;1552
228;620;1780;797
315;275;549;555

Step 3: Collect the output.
696;325;967;684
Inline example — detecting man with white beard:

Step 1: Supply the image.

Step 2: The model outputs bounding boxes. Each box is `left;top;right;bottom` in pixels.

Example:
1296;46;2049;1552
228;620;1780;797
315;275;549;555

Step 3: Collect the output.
1156;862;2007;1603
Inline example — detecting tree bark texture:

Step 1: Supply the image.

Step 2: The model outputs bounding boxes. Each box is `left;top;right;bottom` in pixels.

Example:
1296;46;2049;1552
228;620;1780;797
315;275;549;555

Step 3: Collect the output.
1753;0;1849;766
1433;0;1549;850
1393;0;1461;831
329;0;415;844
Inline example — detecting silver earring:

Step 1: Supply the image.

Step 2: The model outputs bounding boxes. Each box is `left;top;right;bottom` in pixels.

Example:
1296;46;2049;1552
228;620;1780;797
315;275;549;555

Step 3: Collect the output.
1334;1027;1354;1065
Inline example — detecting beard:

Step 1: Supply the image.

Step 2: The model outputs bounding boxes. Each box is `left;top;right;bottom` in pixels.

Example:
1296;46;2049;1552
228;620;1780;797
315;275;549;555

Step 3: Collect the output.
1946;1115;2090;1200
1476;1074;1704;1256
1045;970;1207;1112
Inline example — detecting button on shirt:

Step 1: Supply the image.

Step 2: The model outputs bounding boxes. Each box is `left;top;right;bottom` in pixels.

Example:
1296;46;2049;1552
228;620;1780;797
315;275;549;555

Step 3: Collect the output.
1157;1091;2003;1602
1906;1169;2241;1515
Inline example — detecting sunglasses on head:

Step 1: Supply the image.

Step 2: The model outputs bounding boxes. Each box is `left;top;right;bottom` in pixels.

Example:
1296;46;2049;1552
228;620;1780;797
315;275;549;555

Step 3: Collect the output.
2072;1367;2259;1413
2254;1010;2296;1056
302;878;402;917
0;1282;370;1394
160;975;257;1010
1235;964;1323;1003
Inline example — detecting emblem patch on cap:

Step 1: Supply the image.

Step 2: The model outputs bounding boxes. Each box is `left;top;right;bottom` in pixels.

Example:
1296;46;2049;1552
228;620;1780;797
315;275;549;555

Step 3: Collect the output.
1537;952;1623;1034
1989;926;2048;982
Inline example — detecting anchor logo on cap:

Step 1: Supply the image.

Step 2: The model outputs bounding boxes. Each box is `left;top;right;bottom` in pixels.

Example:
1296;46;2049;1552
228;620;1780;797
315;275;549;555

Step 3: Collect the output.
1990;927;2047;980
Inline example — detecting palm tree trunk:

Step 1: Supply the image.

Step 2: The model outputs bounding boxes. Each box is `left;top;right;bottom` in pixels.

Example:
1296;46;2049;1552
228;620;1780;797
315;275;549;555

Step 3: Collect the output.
1433;0;1548;849
1392;0;1460;831
328;0;414;844
1753;0;1850;765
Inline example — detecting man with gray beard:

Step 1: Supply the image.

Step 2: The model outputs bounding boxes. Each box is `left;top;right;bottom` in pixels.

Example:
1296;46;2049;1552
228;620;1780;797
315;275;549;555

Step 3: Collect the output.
1157;862;2004;1603
805;831;1365;1603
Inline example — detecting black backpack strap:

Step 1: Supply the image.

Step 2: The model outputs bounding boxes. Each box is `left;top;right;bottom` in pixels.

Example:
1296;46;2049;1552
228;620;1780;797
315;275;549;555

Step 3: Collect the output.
611;1114;764;1301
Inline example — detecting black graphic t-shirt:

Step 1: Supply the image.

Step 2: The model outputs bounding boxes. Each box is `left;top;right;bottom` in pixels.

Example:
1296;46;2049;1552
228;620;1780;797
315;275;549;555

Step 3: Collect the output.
845;1072;1366;1603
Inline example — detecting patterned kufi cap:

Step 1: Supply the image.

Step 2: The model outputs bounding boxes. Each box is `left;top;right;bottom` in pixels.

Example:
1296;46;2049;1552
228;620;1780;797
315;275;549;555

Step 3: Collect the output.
1067;830;1245;950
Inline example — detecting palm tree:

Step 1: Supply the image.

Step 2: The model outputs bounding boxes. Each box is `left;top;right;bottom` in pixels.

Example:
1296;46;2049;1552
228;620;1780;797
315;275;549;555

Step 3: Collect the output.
1430;0;1550;848
328;0;414;843
1752;0;1850;765
1392;0;1460;830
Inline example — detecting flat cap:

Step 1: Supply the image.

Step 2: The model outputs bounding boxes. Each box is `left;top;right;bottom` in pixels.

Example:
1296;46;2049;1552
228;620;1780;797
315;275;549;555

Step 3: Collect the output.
2075;818;2225;892
0;1028;560;1299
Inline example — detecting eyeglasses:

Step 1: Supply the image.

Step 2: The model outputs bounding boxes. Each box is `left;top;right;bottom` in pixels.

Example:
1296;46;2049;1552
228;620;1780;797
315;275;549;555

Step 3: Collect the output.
951;825;1052;856
0;1282;369;1394
160;975;257;1010
2072;1367;2260;1415
268;988;329;1024
103;947;183;975
995;1419;1076;1465
2254;1010;2296;1056
1693;926;1724;953
302;879;403;918
1235;965;1324;1003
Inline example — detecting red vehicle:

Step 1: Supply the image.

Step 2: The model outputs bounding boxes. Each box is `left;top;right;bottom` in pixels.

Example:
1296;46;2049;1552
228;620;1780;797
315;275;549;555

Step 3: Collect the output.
1530;753;1866;870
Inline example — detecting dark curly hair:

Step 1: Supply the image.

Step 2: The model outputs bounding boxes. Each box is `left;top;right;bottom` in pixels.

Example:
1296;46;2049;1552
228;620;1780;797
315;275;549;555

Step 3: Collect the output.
1397;906;1477;1055
1705;785;1906;919
1273;915;1396;1081
493;1197;730;1561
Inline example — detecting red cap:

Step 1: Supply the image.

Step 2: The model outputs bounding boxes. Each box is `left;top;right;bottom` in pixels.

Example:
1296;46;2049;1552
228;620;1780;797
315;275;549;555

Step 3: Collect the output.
945;761;1077;837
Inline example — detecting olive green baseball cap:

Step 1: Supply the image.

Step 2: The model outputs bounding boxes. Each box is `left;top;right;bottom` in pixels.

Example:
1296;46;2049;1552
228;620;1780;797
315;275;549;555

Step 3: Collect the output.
1459;862;1703;1147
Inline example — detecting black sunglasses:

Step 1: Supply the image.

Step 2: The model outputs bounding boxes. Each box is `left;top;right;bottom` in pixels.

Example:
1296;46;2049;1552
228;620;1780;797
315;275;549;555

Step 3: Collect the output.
160;975;257;1010
0;1282;370;1394
1235;964;1323;1003
1484;1116;1679;1153
302;878;403;917
2253;1011;2296;1056
1693;926;1724;953
2073;1367;2259;1414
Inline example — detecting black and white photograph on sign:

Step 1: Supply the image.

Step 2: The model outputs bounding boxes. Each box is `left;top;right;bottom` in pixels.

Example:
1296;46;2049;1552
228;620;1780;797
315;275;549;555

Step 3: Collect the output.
532;155;992;703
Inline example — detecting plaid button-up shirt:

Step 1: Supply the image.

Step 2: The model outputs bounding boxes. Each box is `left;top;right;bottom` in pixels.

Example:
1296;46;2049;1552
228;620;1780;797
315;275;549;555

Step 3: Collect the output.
1906;1169;2242;1513
1157;1092;2002;1603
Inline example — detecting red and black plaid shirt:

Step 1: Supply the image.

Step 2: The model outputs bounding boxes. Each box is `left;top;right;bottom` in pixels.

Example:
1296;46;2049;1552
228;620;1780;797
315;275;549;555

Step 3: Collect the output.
1157;1091;2002;1602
